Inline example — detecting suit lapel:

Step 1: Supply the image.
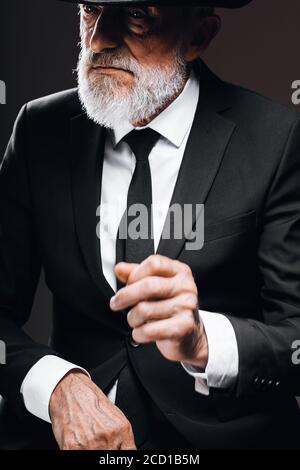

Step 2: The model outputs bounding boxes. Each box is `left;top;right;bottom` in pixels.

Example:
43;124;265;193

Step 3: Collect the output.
157;62;237;260
70;113;115;299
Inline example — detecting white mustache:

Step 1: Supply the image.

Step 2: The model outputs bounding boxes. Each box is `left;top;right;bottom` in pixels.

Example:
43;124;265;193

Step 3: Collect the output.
85;49;139;74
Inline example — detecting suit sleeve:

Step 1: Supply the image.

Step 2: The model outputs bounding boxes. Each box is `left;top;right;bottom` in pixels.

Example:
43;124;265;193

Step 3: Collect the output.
0;105;58;414
227;118;300;398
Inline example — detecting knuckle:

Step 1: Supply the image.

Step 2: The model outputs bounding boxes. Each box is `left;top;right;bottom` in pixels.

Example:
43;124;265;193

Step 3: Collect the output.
178;271;192;287
122;420;132;434
106;424;119;441
185;293;198;310
149;254;161;270
181;262;192;275
86;438;101;450
173;259;183;270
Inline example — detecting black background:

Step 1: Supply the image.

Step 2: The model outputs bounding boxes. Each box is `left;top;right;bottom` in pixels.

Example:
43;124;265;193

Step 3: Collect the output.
0;0;300;343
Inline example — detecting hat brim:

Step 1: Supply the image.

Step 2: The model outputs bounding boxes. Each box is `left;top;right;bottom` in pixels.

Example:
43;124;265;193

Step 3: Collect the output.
59;0;252;8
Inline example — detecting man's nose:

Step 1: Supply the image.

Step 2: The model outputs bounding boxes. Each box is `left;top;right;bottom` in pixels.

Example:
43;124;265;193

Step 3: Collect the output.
89;8;122;53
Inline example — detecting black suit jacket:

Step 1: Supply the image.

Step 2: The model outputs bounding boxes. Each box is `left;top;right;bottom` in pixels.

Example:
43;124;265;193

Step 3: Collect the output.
1;62;300;449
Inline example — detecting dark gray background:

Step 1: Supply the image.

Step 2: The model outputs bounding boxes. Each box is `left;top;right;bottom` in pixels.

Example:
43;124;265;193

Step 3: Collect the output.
0;0;300;344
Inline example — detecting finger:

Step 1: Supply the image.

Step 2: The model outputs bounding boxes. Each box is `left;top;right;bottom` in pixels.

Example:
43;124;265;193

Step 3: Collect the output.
115;262;139;284
128;299;176;328
127;255;181;285
132;311;195;344
110;276;177;311
127;293;198;328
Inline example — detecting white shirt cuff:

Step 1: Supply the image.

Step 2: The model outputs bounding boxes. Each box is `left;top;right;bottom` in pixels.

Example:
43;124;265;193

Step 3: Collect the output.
20;355;90;423
182;310;239;396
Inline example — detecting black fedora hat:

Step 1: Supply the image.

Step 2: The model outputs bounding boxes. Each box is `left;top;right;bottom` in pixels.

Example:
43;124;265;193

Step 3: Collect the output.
59;0;252;8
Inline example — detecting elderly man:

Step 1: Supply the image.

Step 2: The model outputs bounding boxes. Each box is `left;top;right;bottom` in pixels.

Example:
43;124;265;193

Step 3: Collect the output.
0;0;300;450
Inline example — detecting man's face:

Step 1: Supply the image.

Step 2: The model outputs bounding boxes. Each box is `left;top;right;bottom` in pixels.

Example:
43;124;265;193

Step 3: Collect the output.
80;5;187;92
77;5;191;128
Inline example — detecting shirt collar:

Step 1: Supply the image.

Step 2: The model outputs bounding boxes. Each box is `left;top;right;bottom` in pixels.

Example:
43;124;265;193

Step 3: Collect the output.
111;69;200;149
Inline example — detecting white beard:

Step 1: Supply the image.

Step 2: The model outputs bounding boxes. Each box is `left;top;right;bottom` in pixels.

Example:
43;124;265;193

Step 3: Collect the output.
77;42;188;129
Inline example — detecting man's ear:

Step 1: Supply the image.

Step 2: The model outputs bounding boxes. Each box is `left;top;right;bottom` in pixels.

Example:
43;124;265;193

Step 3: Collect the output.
184;15;221;63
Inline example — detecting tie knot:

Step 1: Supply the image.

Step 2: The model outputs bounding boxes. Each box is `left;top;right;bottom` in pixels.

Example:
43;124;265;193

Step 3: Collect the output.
122;128;160;162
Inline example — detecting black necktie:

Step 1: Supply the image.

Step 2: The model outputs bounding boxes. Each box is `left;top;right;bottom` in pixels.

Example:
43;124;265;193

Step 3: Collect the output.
115;129;160;447
116;128;161;269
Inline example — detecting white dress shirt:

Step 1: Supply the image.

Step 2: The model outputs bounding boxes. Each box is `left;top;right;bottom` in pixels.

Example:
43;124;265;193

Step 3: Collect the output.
21;70;239;423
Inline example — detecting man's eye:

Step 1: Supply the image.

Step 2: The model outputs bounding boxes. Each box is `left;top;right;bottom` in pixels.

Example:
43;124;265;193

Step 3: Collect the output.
127;8;147;20
82;5;99;15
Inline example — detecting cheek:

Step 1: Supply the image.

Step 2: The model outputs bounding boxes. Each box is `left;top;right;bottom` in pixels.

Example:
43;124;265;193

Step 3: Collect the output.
124;36;176;68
